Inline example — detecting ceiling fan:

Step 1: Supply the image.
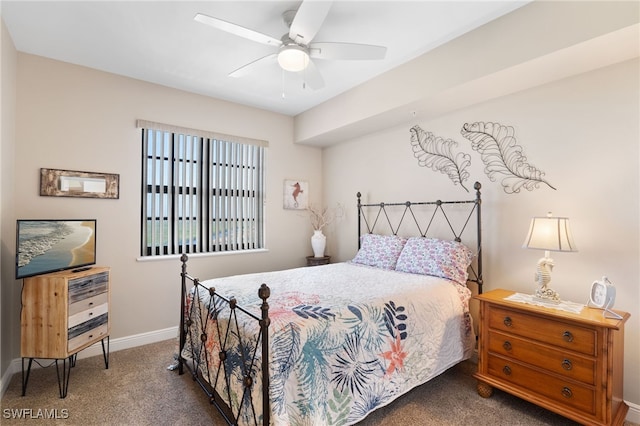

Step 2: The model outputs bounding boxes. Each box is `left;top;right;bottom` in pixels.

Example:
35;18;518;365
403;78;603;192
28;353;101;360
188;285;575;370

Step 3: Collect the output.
194;1;387;90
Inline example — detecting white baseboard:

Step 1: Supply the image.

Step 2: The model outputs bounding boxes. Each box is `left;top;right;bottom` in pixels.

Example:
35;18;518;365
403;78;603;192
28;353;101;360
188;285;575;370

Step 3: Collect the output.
0;326;177;398
626;400;640;424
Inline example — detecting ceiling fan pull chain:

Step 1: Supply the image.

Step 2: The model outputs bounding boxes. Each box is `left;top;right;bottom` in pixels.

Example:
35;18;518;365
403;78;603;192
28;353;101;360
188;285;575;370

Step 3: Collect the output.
302;65;307;90
281;70;286;99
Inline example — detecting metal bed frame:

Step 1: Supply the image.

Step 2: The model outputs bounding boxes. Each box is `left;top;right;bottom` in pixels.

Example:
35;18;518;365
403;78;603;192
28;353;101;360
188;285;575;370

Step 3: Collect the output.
357;181;483;294
176;182;482;425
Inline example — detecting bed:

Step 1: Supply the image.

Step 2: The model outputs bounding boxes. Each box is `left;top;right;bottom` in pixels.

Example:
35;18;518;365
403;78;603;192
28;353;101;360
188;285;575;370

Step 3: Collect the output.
176;182;483;425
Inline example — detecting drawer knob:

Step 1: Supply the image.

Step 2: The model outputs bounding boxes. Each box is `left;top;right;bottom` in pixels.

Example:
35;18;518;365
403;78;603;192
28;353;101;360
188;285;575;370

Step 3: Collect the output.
502;341;512;351
561;387;573;398
561;359;573;371
502;365;512;376
503;316;512;327
562;331;574;342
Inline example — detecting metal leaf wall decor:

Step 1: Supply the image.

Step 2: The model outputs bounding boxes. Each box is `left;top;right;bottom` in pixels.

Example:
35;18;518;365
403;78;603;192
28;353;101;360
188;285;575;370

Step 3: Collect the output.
409;125;471;192
460;122;556;194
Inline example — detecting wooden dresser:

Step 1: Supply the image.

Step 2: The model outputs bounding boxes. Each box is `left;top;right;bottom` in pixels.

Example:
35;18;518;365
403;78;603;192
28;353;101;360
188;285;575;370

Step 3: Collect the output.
474;289;629;426
21;266;111;397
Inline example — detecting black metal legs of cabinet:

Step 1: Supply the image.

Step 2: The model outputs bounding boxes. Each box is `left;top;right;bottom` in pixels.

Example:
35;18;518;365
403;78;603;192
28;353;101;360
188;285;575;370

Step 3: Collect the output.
101;336;110;369
55;356;74;398
20;358;33;397
21;336;110;398
21;355;74;398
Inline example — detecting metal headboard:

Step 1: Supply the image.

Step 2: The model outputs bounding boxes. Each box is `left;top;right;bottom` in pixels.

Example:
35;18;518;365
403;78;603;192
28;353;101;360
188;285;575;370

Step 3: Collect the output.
357;182;483;293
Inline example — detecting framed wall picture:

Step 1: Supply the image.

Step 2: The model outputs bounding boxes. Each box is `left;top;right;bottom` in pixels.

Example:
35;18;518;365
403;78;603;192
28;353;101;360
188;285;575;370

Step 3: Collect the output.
40;168;120;199
283;179;308;210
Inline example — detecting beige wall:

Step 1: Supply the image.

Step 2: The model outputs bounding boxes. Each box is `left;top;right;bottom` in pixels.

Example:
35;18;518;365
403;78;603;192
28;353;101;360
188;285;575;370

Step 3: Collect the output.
1;52;323;379
322;59;640;411
1;19;17;378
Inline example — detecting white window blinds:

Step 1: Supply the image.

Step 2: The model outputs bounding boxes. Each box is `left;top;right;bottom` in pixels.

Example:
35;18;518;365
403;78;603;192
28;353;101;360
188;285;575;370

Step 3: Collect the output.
138;120;266;257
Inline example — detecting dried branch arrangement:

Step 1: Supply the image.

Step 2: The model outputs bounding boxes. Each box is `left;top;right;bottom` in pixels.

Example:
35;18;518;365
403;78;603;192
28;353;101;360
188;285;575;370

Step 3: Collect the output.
307;203;345;231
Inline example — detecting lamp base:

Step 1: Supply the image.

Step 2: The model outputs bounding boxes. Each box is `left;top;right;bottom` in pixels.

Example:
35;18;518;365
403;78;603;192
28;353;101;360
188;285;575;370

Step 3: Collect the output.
533;288;561;304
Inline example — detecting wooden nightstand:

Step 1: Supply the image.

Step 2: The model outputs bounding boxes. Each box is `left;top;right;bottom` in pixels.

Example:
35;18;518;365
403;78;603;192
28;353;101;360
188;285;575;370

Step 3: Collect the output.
474;289;629;426
21;267;111;398
306;255;330;266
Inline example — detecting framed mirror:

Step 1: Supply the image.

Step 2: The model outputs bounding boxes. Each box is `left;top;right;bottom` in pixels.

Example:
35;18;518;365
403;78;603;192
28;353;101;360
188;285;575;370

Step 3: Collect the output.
40;168;119;199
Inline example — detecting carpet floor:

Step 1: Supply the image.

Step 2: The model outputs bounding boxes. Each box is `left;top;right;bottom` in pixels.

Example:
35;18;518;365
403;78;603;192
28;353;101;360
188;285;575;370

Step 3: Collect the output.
1;339;634;425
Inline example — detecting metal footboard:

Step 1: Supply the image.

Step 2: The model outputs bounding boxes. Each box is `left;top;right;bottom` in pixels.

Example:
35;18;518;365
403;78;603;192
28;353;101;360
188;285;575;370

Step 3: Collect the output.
178;254;270;426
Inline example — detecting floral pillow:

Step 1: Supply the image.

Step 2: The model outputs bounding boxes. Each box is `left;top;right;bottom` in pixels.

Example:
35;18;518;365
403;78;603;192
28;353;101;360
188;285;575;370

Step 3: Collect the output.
395;237;473;285
351;234;408;270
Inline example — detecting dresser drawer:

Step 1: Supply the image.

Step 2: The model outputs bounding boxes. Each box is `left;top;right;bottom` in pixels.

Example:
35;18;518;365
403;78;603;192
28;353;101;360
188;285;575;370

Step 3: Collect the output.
68;321;108;352
487;306;596;356
68;271;109;303
68;302;108;328
487;353;595;414
68;292;108;316
488;330;596;385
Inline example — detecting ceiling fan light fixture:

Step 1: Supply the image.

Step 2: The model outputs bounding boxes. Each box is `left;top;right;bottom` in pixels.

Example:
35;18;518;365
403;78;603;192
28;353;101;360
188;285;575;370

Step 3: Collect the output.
277;45;310;72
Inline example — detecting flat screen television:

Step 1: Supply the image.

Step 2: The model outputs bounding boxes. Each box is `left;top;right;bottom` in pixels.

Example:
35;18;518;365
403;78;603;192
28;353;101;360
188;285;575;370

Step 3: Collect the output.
16;219;97;279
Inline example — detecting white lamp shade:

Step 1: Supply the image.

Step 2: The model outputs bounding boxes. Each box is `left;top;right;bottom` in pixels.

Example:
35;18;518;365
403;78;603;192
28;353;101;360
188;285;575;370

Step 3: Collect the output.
277;46;310;72
523;215;577;252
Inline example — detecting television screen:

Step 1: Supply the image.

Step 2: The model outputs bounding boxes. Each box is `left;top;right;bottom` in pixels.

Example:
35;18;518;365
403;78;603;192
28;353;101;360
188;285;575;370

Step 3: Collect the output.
16;219;97;279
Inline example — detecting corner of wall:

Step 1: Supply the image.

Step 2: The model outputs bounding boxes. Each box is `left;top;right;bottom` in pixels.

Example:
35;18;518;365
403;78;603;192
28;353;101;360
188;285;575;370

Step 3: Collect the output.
1;16;19;385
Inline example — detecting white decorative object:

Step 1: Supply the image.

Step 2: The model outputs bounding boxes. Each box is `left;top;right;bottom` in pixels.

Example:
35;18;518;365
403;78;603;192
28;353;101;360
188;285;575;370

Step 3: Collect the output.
534;257;558;302
311;230;326;258
306;203;344;257
522;212;577;303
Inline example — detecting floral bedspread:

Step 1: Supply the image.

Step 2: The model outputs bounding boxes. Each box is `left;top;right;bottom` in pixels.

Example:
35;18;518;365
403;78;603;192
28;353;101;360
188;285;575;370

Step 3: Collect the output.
181;262;474;425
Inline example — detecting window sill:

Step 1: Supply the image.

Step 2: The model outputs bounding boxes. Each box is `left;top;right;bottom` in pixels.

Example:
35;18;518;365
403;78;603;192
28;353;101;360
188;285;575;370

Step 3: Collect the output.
136;248;269;262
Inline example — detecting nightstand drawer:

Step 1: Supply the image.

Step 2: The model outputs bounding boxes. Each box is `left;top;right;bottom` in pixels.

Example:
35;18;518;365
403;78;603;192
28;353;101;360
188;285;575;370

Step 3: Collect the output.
488;330;596;385
487;353;595;414
487;306;596;355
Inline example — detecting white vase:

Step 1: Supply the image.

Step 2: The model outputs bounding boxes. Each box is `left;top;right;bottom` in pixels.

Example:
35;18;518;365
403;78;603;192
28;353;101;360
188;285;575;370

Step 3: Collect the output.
311;229;326;258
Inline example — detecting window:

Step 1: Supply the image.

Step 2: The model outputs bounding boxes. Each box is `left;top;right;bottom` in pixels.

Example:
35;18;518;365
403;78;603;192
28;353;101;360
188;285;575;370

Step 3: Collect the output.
138;120;266;257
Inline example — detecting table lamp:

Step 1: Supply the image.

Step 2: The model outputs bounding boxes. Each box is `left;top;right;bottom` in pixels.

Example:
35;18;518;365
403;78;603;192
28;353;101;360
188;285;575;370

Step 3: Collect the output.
522;212;577;302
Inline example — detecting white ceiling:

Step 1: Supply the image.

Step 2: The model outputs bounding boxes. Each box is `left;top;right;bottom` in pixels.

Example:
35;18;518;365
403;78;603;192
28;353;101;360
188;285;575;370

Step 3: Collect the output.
1;1;529;116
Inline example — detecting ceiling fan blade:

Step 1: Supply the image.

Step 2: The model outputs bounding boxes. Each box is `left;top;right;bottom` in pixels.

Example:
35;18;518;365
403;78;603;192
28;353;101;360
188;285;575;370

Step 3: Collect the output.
300;60;324;90
194;13;281;46
309;42;387;60
289;1;333;45
229;53;278;78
